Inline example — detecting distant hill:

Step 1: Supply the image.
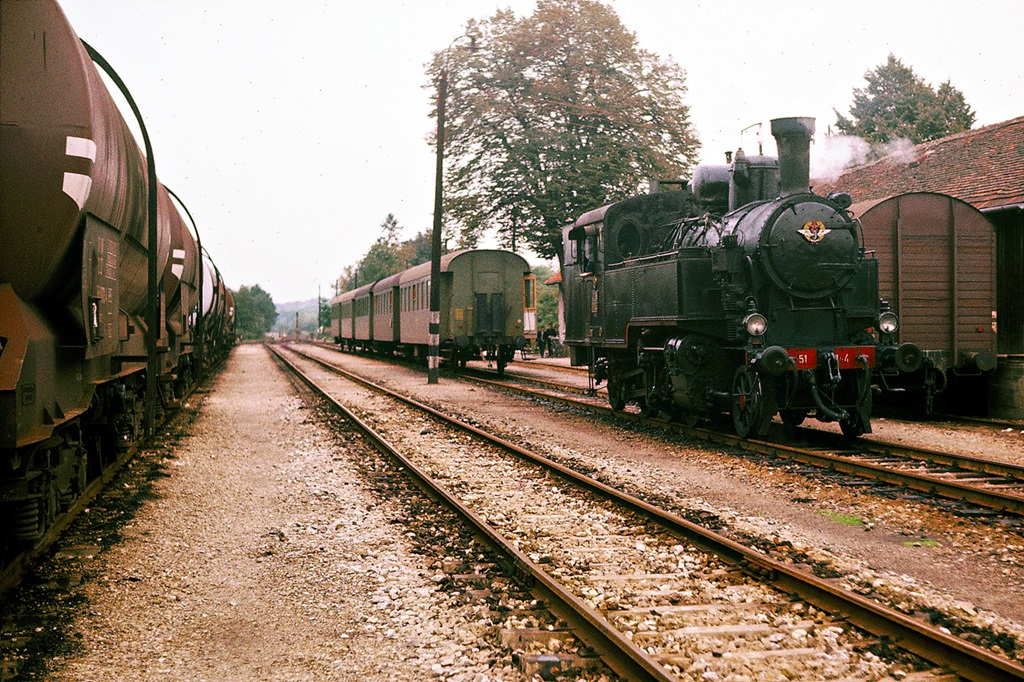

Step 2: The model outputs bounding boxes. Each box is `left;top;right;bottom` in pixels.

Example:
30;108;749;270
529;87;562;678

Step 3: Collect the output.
274;298;321;335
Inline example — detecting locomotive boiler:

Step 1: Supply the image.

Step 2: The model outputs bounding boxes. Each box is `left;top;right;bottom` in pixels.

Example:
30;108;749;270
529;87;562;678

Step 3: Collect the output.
562;117;921;437
1;0;233;545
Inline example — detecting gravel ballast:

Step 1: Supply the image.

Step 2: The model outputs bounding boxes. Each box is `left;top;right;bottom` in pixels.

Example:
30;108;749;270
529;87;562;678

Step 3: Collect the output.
32;345;528;681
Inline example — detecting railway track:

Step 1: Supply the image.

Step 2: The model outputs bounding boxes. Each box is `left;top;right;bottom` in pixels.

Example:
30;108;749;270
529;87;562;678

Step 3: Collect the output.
276;342;1024;681
449;363;1024;521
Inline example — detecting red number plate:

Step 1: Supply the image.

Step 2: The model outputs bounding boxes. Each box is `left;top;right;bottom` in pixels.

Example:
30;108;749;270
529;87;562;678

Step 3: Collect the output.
835;345;875;368
788;348;817;369
786;346;875;370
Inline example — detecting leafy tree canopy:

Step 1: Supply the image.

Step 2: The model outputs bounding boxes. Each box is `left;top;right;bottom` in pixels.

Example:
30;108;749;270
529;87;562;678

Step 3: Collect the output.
835;54;975;147
357;213;403;284
233;284;276;340
429;0;700;261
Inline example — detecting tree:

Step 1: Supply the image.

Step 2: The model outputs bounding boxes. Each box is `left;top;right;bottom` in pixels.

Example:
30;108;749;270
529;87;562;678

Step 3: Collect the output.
835;54;975;147
319;295;331;331
356;214;403;284
233;284;276;340
395;229;433;271
531;263;560;330
429;0;700;261
337;217;441;293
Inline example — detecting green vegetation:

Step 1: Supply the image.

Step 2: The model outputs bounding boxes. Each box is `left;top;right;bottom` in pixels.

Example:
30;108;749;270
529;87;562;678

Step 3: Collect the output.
902;539;940;547
233;284;276;340
429;0;700;260
531;263;560;330
815;510;865;526
835;54;975;148
335;214;433;293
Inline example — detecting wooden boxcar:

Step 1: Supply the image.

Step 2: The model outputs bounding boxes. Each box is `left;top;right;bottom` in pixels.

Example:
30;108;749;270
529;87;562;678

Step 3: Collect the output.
851;192;997;411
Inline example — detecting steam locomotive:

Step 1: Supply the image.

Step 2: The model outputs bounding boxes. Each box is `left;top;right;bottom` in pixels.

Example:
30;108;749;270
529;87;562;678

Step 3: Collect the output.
562;117;921;437
1;0;234;545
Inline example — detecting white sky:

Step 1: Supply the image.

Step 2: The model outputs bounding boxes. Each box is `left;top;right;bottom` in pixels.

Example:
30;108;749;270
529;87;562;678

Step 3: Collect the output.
58;0;1024;303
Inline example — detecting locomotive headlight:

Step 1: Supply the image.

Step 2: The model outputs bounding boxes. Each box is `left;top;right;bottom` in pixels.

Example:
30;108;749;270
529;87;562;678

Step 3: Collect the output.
878;312;899;335
743;312;768;337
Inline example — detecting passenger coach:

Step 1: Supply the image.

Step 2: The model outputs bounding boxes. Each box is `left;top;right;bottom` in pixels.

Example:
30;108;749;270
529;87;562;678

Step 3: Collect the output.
331;250;535;374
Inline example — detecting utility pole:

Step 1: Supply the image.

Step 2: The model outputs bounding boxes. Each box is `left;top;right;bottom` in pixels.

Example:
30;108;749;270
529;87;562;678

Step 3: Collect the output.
429;31;477;384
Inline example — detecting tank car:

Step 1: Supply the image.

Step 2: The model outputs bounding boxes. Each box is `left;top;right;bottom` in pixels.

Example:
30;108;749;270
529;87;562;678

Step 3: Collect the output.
850;192;997;413
331;249;533;374
562;117;921;438
0;0;231;545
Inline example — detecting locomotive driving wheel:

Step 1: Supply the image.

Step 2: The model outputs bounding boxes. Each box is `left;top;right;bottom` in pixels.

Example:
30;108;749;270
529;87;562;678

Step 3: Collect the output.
731;367;775;438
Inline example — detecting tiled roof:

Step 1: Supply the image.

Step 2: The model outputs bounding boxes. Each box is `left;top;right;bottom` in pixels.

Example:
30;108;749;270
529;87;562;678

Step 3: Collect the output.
812;116;1024;211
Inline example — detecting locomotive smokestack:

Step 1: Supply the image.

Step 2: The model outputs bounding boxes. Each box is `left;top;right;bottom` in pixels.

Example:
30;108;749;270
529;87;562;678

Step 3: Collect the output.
771;117;815;195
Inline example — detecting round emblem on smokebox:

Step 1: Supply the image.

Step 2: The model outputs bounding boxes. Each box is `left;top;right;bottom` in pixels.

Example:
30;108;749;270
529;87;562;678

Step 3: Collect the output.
798;220;830;243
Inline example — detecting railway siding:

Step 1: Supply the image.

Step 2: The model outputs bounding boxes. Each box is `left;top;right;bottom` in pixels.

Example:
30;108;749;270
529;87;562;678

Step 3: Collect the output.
281;344;1024;680
297;343;1024;664
4;345;537;681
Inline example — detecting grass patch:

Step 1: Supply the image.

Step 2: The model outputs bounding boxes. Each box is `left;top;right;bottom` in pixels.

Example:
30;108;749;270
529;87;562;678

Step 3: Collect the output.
902;539;940;547
815;510;864;526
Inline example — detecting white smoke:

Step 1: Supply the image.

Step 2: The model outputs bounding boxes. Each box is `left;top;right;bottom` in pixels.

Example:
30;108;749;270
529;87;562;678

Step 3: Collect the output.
876;137;917;164
810;134;870;182
811;134;918;182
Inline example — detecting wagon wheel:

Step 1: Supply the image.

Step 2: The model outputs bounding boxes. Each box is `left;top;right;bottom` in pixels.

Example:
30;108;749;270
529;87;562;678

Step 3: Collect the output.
497;354;507;377
731;367;774;438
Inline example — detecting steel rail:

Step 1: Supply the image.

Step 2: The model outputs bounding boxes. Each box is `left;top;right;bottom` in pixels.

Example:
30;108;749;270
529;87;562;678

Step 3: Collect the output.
270;345;677;682
456;371;1024;516
805;428;1024;481
283;344;1024;682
